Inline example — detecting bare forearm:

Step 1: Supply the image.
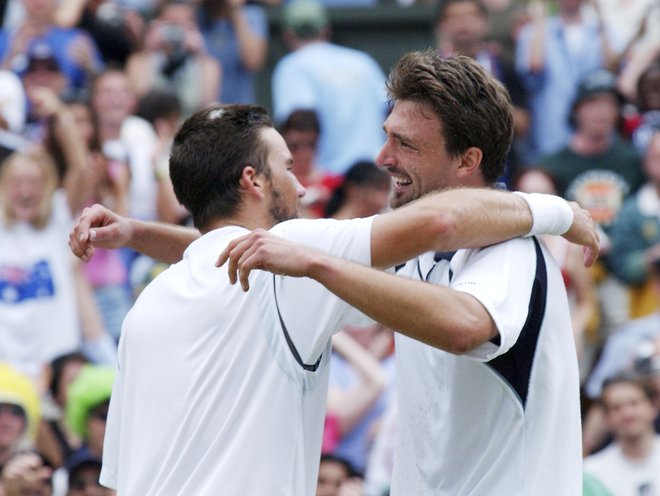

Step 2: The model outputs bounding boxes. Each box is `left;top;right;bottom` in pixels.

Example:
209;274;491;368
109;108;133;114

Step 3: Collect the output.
306;253;496;353
328;331;386;433
127;219;199;264
53;0;86;27
371;188;531;268
230;10;267;70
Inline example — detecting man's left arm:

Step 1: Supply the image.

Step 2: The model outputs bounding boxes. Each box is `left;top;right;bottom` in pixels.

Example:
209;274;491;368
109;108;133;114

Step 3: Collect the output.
226;238;497;354
368;188;598;269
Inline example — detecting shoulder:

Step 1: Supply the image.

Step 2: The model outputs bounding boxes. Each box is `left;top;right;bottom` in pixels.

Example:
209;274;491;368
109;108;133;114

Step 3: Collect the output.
243;5;268;27
584;444;620;473
271;217;373;245
454;237;536;267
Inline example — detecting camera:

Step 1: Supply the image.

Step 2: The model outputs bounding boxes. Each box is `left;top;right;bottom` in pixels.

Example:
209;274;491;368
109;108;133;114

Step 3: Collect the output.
161;24;186;54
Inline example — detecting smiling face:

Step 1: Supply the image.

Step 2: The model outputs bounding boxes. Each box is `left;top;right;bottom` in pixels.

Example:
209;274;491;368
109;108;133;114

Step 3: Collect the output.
574;93;619;138
1;157;47;224
0;403;26;453
91;70;136;129
437;0;488;53
376;100;461;209
602;381;657;443
260;127;306;224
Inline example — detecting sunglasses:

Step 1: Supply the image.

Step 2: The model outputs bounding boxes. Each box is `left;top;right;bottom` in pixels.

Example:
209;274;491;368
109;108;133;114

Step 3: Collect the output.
69;475;102;491
89;409;108;422
0;403;26;418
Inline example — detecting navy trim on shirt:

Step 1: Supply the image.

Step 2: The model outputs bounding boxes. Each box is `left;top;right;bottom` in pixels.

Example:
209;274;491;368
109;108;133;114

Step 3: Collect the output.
486;237;548;409
272;275;322;372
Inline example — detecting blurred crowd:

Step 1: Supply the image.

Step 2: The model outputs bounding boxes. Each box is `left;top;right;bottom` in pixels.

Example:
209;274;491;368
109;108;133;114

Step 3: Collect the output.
0;0;658;493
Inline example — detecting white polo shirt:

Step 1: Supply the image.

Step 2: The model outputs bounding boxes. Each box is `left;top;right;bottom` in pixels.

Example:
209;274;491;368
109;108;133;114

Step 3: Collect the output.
390;237;583;495
100;217;374;496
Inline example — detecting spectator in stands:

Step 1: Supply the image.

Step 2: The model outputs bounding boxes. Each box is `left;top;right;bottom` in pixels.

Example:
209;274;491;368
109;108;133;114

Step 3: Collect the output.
0;0;103;94
1;452;53;496
316;453;363;496
478;0;528;65
434;0;529;181
279;109;341;219
65;452;114;496
43;93;132;341
0;68;29;165
325;161;390;220
584;375;660;495
327;325;394;476
91;68;158;224
196;0;268;104
513;166;599;379
0;104;89;381
515;0;621;160
20;42;69;142
0;364;52;496
37;353;88;470
609;130;660;318
630;59;660;155
272;0;387;175
53;0;143;67
126;0;221;119
136;90;189;226
585;251;660;401
0;364;40;471
539;69;644;334
539;69;643;230
64;365;114;466
0;69;26;134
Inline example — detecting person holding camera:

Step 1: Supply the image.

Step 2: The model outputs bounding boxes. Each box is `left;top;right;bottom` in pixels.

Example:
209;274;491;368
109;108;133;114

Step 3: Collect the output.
125;0;221;119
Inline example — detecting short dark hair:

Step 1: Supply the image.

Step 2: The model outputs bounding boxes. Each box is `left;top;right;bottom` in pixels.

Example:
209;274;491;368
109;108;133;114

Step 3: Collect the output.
600;373;655;409
136;90;182;125
49;352;89;400
386;50;513;185
280;108;320;135
169;104;273;230
325;161;390;217
434;0;487;25
320;453;361;479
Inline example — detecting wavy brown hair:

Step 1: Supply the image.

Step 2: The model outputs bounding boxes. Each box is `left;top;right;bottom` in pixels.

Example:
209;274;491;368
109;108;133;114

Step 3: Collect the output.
387;49;513;185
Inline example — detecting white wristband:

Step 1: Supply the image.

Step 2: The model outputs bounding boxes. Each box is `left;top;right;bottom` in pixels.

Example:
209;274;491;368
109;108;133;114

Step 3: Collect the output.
514;191;574;236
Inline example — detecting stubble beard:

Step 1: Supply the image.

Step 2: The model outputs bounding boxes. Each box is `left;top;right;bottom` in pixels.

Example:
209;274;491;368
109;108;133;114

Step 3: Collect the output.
269;187;298;223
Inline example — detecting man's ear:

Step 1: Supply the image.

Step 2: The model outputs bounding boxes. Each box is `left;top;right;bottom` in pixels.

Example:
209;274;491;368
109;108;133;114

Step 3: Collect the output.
456;147;483;179
239;166;267;200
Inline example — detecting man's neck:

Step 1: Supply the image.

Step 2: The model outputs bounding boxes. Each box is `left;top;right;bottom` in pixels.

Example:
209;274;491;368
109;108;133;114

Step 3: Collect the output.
203;211;274;235
619;431;656;460
0;445;12;467
98;121;123;142
570;131;612;155
560;8;582;24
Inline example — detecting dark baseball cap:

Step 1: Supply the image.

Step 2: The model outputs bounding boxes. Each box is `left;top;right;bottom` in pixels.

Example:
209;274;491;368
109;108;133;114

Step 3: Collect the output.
282;0;328;38
574;69;621;106
25;42;60;73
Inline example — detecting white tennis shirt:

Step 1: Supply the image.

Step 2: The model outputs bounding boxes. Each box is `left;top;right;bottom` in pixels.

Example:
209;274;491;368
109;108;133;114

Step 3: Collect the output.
391;237;583;495
100;217;373;495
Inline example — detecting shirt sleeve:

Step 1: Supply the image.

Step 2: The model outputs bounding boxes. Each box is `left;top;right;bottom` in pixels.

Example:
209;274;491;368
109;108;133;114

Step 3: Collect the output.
268;217;376;363
449;237;537;361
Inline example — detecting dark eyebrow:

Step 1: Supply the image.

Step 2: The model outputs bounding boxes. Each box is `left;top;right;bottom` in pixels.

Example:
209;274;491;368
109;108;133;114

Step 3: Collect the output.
392;131;414;147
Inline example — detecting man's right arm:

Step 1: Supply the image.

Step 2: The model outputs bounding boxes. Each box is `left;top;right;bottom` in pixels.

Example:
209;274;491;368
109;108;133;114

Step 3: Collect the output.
369;188;598;269
69;204;199;264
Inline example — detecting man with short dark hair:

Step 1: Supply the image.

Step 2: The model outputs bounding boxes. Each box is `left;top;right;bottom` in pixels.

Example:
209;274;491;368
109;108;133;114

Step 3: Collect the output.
272;0;387;175
70;53;600;494
584;375;660;495
221;51;590;494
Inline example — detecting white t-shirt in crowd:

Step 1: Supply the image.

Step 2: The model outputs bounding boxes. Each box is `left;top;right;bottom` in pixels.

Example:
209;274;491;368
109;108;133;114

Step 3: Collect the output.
0;190;80;380
100;217;374;496
584;436;660;496
390;237;583;495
